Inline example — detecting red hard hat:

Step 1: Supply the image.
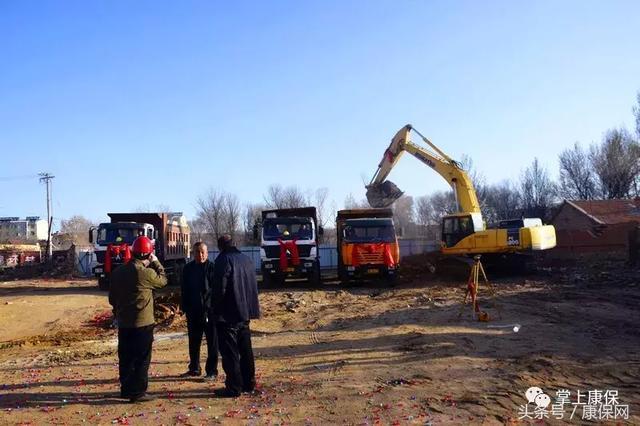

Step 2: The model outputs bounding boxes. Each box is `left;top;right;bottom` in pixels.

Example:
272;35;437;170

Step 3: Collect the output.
132;236;154;255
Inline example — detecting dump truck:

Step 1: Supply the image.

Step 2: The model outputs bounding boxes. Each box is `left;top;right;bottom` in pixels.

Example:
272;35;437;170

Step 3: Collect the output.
258;207;323;286
89;212;190;290
336;208;400;282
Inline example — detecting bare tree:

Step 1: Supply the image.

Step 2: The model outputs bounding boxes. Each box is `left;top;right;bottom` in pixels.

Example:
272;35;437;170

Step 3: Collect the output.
519;158;556;220
314;187;329;227
483;180;521;223
415;195;437;238
264;184;285;209
415;196;432;228
393;195;415;237
264;184;308;209
558;142;596;200
222;193;241;240
344;193;369;209
59;215;95;245
282;186;307;208
195;189;226;241
189;217;210;246
590;128;640;199
242;203;264;245
633;91;640;138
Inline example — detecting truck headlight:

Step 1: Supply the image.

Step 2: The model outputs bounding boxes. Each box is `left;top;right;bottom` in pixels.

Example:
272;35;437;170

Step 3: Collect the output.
310;247;317;257
304;262;313;267
260;248;266;260
265;264;273;269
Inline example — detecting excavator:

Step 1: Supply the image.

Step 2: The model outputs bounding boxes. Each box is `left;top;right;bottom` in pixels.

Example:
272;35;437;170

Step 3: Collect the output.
366;124;556;264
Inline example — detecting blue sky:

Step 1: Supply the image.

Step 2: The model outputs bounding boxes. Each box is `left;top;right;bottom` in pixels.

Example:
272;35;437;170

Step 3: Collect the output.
1;0;639;226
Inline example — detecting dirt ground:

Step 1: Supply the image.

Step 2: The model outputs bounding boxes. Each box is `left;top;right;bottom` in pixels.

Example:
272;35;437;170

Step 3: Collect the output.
0;259;638;425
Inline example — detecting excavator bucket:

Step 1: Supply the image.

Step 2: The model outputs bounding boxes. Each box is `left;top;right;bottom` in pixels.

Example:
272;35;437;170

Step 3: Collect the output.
366;181;404;208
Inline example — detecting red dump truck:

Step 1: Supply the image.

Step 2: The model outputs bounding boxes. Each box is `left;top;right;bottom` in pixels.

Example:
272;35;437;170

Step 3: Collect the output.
336;208;400;283
89;212;190;290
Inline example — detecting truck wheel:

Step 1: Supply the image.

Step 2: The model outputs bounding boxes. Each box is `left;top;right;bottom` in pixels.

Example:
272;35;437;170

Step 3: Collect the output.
261;269;272;288
98;277;110;291
384;273;398;287
308;263;322;286
338;269;350;285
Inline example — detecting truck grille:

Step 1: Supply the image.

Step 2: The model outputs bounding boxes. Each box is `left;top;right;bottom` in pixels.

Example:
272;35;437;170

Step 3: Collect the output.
357;252;384;264
263;244;313;259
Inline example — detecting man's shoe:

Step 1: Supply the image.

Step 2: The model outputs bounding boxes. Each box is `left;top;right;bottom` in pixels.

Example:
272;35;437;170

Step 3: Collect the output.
242;381;257;393
129;393;156;403
213;388;240;398
180;370;201;377
203;374;217;382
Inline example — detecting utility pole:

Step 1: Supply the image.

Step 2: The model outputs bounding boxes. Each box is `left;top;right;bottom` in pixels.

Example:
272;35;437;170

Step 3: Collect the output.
38;172;55;259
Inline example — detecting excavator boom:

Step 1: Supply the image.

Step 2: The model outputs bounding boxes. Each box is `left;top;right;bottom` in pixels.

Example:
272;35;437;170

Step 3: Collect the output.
366;124;481;214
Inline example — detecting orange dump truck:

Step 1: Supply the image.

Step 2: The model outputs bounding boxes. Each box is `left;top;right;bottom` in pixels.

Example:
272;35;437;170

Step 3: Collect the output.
336;209;400;282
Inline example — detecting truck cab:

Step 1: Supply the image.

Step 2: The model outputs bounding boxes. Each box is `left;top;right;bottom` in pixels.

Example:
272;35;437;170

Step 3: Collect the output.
259;207;322;286
90;212;190;290
336;209;400;282
90;222;156;290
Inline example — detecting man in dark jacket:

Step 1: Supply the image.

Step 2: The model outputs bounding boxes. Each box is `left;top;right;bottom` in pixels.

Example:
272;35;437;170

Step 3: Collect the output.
211;234;260;397
109;236;167;403
181;241;218;379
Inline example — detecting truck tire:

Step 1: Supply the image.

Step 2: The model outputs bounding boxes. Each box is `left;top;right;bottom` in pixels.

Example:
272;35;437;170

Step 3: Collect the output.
98;277;110;291
338;268;350;285
384;272;398;287
261;269;271;288
308;263;322;286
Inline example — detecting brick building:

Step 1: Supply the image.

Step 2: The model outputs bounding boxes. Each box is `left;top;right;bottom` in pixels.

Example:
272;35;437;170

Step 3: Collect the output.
551;199;640;258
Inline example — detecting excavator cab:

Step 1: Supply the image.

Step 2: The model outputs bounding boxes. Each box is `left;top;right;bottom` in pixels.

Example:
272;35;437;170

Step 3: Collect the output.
441;213;484;248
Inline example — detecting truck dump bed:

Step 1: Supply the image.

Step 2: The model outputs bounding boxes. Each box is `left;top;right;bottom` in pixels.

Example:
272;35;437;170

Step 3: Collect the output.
107;212;190;261
336;208;393;220
262;207;318;223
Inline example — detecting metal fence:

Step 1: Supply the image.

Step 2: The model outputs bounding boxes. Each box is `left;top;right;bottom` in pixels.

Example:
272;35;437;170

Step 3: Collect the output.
207;239;438;271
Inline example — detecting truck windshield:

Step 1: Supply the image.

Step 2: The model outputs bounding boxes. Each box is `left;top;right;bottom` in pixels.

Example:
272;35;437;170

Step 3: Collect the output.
263;218;313;241
343;219;396;243
97;226;143;245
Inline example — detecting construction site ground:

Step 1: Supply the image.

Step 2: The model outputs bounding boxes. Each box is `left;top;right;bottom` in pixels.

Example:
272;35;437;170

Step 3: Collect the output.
0;258;639;425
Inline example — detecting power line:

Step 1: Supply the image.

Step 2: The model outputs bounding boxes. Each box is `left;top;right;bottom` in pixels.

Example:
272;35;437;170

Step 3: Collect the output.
0;174;39;182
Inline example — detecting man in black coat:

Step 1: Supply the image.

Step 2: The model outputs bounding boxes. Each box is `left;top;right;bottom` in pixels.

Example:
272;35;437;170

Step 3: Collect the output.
211;234;260;397
181;241;218;379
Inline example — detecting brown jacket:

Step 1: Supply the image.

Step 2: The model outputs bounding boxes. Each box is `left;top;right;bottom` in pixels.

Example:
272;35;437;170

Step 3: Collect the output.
109;259;167;328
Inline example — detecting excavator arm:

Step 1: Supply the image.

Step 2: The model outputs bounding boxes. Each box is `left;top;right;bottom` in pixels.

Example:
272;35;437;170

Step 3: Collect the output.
366;124;481;214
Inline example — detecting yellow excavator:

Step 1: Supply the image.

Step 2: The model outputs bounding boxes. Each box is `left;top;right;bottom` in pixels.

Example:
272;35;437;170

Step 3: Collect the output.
366;124;556;259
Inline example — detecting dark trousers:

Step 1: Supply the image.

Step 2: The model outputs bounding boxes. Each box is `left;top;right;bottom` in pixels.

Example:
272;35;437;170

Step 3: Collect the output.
217;321;256;395
118;325;154;398
186;313;218;375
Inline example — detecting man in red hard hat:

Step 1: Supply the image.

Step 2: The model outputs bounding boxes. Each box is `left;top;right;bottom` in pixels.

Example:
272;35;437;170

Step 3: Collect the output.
109;235;167;403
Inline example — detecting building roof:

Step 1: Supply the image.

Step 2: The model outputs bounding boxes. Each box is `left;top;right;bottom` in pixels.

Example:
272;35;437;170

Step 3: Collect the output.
566;199;640;225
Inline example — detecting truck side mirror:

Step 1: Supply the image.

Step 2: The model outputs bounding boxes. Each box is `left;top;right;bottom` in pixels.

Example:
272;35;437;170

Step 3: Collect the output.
153;230;159;240
88;227;94;243
318;226;324;236
252;224;258;241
